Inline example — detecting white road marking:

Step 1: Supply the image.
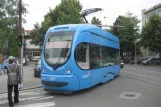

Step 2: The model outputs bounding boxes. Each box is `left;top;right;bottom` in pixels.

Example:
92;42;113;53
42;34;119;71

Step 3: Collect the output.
0;92;48;99
19;96;54;102
15;102;55;107
124;67;161;74
122;71;161;80
33;96;54;100
0;96;54;105
0;92;34;99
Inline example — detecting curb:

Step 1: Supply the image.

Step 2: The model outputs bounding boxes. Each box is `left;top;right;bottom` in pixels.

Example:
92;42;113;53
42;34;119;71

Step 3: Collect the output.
0;85;43;94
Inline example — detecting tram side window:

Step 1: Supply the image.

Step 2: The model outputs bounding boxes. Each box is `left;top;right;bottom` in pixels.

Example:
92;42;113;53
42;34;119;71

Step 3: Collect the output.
75;43;90;69
116;50;119;64
102;47;109;67
90;44;102;69
108;48;119;65
91;45;119;68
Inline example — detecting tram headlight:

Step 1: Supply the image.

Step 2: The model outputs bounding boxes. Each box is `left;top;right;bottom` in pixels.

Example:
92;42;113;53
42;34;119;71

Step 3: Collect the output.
65;69;72;73
42;69;46;73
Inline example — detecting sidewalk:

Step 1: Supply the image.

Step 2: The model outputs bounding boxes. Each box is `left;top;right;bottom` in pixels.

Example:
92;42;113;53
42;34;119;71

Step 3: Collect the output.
0;73;7;84
0;64;4;75
0;65;42;93
0;69;4;75
0;73;7;93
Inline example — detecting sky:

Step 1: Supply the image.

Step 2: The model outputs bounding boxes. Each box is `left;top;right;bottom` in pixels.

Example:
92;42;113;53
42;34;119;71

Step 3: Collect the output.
23;0;161;30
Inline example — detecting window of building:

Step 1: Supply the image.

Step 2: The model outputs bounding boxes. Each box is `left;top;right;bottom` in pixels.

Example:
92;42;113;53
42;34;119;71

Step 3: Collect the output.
33;52;41;56
146;14;151;23
26;39;32;45
158;10;161;17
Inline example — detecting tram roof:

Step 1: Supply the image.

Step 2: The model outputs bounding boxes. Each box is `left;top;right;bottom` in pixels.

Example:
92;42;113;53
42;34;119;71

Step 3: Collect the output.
49;24;119;43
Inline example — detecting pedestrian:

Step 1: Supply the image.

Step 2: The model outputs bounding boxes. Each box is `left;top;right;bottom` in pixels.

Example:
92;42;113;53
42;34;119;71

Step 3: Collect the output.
7;56;23;107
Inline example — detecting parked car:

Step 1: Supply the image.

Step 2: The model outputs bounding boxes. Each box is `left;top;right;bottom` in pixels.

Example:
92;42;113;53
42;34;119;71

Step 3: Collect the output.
120;60;124;68
142;58;161;65
23;58;28;66
34;59;41;78
2;59;19;72
3;59;9;69
131;58;148;64
122;58;130;64
14;58;28;66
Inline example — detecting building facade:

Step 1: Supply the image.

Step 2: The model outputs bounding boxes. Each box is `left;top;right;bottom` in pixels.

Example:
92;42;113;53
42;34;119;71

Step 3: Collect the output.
141;3;161;58
24;30;41;61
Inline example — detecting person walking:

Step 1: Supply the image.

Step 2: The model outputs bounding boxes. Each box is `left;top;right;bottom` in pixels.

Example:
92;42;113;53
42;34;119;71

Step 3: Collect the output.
7;56;23;107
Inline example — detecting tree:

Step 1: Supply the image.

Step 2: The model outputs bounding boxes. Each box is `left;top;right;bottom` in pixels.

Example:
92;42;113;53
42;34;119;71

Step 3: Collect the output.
91;16;102;25
30;0;83;46
141;14;161;53
113;12;141;59
104;28;113;33
30;23;44;46
0;0;28;56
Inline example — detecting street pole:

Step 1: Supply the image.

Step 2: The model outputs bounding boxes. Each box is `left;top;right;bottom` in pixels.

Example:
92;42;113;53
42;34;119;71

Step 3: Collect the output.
134;39;141;65
18;0;22;60
135;42;137;65
19;0;23;73
104;17;108;28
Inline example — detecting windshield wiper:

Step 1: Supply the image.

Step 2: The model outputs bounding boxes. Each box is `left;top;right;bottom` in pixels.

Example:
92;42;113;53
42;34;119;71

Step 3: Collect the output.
52;39;71;70
64;39;71;60
52;54;61;70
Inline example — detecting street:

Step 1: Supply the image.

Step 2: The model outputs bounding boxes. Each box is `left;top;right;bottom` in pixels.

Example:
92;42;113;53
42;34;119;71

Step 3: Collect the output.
0;0;161;107
0;64;161;107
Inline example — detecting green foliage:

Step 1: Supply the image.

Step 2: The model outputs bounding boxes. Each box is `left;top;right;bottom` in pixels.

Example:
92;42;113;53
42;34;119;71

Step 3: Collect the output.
30;0;83;46
113;12;141;59
104;28;113;33
142;14;161;53
0;0;28;56
91;16;102;25
30;23;44;46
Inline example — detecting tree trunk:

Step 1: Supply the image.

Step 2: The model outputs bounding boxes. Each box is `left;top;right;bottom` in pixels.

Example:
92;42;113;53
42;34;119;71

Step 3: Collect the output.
131;52;134;61
120;50;123;59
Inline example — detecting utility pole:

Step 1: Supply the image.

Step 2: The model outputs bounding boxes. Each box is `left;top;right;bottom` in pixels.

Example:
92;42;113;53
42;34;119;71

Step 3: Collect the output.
104;17;108;29
18;0;24;72
18;0;22;59
134;39;141;65
135;42;137;65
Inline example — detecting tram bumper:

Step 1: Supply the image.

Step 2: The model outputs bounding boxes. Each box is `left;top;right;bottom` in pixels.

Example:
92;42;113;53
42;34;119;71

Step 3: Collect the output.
41;74;79;92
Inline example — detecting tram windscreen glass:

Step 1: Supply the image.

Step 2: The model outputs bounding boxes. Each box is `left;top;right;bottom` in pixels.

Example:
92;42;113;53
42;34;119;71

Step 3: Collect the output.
45;30;75;69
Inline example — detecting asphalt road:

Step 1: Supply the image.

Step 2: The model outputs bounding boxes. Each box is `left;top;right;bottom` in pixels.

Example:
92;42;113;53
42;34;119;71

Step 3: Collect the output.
0;64;161;107
121;64;161;86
